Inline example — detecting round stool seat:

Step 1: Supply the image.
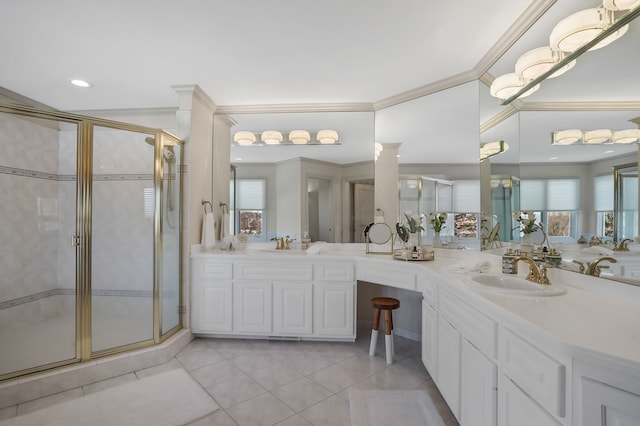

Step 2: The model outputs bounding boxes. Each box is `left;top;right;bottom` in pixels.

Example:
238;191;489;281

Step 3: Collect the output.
371;297;400;310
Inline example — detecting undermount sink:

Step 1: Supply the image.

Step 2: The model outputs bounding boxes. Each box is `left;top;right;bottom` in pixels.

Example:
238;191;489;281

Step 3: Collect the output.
468;274;566;297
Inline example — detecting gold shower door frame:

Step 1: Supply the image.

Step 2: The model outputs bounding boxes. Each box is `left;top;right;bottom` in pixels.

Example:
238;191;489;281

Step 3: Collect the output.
0;103;184;381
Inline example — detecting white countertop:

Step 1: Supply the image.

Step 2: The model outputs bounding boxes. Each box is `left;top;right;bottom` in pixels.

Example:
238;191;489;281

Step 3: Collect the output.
191;243;640;368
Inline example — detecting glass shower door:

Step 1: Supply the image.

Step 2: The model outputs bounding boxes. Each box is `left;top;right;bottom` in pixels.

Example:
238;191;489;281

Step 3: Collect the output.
90;126;154;352
0;111;78;378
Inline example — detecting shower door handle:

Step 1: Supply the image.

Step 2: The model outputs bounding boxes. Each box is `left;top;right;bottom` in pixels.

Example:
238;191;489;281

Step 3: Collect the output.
71;235;81;247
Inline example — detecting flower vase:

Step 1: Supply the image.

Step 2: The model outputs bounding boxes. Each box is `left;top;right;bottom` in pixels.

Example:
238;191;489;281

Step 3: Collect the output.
521;233;533;254
404;232;418;250
433;231;442;248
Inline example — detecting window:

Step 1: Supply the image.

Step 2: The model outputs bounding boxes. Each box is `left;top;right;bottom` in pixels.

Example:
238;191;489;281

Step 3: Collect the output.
521;179;580;242
453;180;481;238
234;179;266;240
594;175;614;237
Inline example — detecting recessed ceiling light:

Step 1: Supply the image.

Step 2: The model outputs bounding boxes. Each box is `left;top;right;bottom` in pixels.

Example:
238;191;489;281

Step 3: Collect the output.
70;79;91;88
235;157;243;161
604;150;615;153
549;156;559;160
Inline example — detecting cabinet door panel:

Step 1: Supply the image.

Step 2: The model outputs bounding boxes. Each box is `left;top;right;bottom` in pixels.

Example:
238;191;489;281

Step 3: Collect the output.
462;339;497;426
421;300;437;375
313;282;354;337
197;280;233;332
500;376;560;426
581;377;640;426
436;317;461;420
233;281;272;333
273;282;312;335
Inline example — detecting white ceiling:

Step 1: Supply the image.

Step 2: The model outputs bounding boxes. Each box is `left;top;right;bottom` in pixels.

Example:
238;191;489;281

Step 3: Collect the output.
1;0;638;165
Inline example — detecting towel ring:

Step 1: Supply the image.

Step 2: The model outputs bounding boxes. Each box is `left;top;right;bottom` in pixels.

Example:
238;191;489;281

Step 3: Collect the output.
202;200;213;214
219;202;229;214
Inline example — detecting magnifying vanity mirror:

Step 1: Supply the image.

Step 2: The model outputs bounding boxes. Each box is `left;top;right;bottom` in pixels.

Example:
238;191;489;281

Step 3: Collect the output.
480;2;640;286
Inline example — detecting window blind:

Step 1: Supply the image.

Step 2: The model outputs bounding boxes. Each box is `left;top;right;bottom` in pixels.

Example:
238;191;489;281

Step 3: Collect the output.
453;180;480;212
521;179;579;211
594;175;613;211
237;179;266;209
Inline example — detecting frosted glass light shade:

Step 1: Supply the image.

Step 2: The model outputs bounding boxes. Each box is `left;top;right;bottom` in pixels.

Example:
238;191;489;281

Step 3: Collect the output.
613;129;640;143
550;8;628;52
515;47;576;80
288;130;311;144
317;129;339;144
489;73;540;100
584;129;613;144
553;129;583;145
234;131;256;145
261;130;283;145
603;0;640;10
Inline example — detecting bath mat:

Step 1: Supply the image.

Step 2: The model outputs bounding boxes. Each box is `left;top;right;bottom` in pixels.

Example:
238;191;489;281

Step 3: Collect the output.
349;389;445;426
1;368;219;426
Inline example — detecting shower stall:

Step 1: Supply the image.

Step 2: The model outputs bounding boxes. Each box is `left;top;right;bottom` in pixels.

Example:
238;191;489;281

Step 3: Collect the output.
0;103;184;381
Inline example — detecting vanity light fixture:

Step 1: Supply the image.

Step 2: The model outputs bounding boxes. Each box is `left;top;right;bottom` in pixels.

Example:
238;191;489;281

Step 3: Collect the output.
550;7;628;53
317;129;339;144
552;128;640;145
289;130;311;144
489;73;540;100
613;129;640;143
552;129;583;145
515;47;576;81
480;140;509;161
584;129;613;144
261;130;283;145
233;131;256;145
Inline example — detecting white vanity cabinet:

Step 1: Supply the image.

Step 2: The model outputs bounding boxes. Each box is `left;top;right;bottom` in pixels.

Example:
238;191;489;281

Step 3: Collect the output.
233;280;273;334
273;281;313;335
435;288;498;425
190;254;355;340
574;359;640;426
499;328;568;425
191;258;233;333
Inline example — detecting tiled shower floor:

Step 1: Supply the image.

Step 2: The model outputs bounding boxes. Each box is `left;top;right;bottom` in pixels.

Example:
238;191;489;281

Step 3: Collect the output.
0;327;458;425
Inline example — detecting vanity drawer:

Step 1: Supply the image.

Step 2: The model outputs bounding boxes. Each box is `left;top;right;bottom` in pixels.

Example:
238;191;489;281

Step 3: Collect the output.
358;262;416;290
501;329;566;418
314;262;355;282
234;262;313;281
439;289;497;358
193;260;232;280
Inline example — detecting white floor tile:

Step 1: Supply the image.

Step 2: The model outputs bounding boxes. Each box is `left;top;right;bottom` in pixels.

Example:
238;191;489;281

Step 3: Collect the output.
227;393;295;426
206;374;267;409
271;378;333;412
299;395;351;426
82;373;137;395
16;388;83;416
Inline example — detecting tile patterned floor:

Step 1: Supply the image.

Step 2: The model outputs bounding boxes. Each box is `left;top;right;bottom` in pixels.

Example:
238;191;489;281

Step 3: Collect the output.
0;328;459;426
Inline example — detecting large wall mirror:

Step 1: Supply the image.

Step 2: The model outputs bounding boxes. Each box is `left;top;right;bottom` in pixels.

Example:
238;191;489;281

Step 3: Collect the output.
221;110;374;243
480;1;640;284
375;81;482;248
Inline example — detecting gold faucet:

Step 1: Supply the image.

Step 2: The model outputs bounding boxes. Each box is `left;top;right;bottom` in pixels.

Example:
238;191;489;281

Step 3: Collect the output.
513;256;550;285
275;237;284;250
613;238;633;252
585;256;617;277
572;260;585;274
284;235;293;250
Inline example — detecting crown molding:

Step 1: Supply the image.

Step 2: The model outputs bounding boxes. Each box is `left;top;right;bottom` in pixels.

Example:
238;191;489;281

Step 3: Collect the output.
373;70;478;111
474;0;557;76
216;102;374;115
172;84;217;112
480;105;519;134
518;101;640;111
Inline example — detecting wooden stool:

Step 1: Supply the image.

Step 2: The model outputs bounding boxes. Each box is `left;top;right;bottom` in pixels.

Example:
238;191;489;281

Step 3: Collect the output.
368;297;400;364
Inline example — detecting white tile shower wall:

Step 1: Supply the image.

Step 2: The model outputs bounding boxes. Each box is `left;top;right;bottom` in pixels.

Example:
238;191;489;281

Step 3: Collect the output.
0;113;62;303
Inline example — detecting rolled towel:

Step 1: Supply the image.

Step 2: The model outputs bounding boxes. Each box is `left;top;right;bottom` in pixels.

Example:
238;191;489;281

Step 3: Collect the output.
201;212;215;249
306;242;329;255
